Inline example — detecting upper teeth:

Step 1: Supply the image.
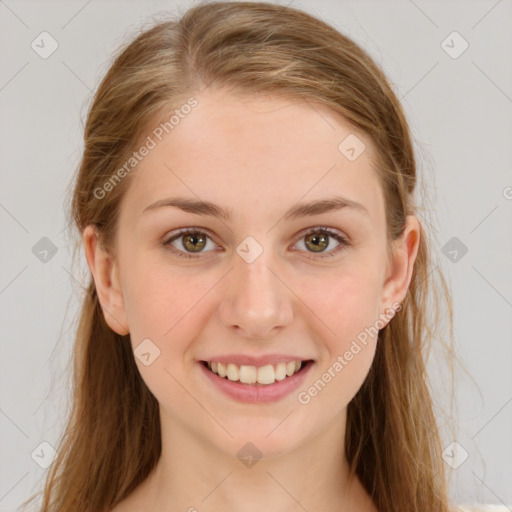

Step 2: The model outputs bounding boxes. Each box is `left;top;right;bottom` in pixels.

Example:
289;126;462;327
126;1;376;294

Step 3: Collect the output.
207;361;303;385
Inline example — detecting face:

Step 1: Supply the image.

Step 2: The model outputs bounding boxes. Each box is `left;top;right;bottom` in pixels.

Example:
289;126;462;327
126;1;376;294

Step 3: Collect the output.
84;87;419;460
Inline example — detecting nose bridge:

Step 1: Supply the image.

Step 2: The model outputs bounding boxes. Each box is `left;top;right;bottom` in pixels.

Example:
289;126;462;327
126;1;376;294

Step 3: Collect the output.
218;240;293;337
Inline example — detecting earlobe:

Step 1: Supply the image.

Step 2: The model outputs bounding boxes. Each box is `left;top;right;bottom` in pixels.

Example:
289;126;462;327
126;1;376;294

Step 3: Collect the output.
82;224;130;336
380;215;421;315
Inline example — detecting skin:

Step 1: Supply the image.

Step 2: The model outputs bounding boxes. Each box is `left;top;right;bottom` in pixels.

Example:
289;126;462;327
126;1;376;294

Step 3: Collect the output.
84;86;420;512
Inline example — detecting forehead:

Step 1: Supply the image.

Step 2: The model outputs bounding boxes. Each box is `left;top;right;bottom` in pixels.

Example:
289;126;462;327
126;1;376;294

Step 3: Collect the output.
119;88;385;226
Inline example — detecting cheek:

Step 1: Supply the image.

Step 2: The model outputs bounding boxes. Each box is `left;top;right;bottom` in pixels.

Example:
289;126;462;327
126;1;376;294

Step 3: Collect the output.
121;265;205;410
121;260;214;365
301;265;384;339
120;246;192;327
296;272;381;413
295;263;383;399
122;270;174;338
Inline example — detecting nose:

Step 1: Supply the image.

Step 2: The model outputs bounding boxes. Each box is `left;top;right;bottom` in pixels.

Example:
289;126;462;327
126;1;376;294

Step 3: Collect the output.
217;251;294;339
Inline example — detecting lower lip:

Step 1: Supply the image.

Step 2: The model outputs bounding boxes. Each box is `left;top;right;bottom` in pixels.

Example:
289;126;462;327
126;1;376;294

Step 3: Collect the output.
198;360;314;404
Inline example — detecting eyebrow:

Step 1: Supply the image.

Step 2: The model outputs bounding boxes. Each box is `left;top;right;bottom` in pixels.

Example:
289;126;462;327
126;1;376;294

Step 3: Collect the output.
141;195;369;221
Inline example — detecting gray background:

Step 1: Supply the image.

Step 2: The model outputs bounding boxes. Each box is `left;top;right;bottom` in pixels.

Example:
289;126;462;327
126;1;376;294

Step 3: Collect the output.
1;0;511;510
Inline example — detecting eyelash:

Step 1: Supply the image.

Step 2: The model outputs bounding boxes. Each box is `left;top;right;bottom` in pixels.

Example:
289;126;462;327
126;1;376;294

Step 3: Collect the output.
162;226;350;260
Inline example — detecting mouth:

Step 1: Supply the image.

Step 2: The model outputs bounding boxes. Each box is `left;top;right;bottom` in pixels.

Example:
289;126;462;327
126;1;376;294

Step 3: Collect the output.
200;359;313;385
198;359;315;404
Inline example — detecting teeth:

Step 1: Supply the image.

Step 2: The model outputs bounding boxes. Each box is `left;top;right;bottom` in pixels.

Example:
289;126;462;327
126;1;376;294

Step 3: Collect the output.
239;365;257;384
257;364;275;385
205;360;305;385
217;362;227;378
274;362;287;381
226;363;239;381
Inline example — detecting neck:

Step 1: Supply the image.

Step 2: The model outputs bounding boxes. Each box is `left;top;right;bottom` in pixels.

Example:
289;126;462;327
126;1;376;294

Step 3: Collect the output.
140;407;374;512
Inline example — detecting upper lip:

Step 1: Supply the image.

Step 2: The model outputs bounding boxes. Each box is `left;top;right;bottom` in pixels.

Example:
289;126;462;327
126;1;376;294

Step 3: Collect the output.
200;354;313;367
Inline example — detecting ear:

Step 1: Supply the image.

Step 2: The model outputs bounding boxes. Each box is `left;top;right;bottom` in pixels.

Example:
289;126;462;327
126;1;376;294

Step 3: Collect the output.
379;215;421;319
83;224;129;336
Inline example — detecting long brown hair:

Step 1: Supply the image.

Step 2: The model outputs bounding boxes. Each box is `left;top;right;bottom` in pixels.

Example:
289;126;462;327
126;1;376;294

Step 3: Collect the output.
22;2;460;510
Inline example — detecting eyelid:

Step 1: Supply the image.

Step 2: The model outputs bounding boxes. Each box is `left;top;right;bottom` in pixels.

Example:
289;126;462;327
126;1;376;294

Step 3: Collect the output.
162;225;350;259
292;226;350;258
162;227;221;253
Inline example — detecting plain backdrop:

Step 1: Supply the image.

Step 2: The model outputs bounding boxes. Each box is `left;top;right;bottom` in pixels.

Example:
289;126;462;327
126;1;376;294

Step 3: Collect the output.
1;0;511;510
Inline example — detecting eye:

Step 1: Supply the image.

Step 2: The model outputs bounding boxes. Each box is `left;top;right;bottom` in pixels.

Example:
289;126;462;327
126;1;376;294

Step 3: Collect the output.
293;226;350;259
162;229;218;258
162;226;350;259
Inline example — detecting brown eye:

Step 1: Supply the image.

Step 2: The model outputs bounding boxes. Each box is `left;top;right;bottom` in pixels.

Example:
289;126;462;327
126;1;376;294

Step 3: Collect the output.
163;229;217;258
295;227;350;258
304;232;329;252
182;232;207;252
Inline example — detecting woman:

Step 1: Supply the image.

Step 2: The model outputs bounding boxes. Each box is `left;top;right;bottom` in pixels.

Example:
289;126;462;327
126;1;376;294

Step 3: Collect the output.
24;2;461;511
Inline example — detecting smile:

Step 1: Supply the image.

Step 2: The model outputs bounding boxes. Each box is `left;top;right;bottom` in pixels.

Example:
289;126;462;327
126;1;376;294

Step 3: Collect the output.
198;359;315;403
204;360;304;385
